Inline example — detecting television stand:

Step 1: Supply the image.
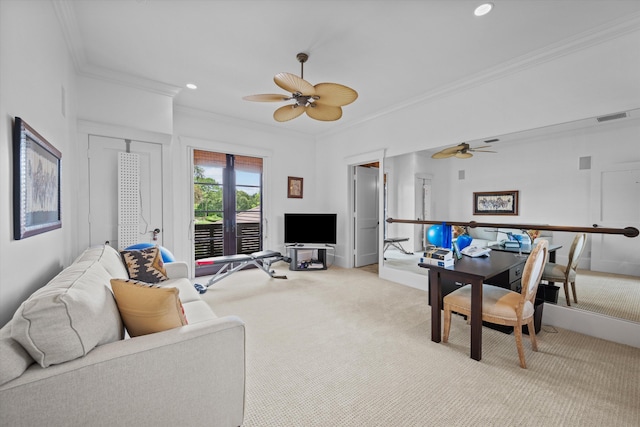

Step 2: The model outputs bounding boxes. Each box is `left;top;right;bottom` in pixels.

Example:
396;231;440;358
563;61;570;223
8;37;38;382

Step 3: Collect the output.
286;244;333;271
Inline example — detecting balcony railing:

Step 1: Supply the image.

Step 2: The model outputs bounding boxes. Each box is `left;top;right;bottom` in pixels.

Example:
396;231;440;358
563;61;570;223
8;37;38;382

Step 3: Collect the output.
194;222;261;260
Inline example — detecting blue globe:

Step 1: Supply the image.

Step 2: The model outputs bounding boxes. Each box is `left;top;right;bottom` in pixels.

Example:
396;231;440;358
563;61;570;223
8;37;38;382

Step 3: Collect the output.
124;243;176;263
427;225;444;246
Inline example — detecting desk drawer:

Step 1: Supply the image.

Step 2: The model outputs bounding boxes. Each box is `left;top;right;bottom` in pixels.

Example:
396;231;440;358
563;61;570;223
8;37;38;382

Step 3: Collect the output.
485;263;524;291
510;264;523;284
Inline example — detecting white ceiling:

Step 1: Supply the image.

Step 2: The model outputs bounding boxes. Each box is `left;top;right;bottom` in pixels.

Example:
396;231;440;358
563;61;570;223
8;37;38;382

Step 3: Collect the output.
58;0;640;137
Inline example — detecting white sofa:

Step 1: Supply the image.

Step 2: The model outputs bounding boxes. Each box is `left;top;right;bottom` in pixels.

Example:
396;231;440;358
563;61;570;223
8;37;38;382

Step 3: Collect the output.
467;227;553;248
0;245;245;427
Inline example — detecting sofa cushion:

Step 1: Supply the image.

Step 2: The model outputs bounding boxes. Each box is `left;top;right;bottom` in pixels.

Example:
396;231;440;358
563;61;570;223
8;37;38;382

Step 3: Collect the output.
111;279;188;337
11;261;124;368
182;300;217;324
74;244;130;279
120;246;168;283
160;278;202;304
0;323;34;386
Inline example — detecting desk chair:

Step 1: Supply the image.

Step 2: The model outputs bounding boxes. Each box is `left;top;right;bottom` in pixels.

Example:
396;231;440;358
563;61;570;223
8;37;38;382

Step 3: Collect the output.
443;241;549;368
541;233;586;306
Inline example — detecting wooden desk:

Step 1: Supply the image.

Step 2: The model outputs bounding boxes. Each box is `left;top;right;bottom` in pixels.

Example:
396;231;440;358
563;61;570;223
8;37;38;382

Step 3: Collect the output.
419;251;526;361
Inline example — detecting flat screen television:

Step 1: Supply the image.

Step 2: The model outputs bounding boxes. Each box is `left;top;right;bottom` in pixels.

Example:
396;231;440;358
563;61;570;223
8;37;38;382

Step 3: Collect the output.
284;213;337;245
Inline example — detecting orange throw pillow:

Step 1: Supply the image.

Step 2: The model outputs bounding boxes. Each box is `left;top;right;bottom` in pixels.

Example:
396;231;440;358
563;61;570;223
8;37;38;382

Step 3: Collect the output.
110;279;187;337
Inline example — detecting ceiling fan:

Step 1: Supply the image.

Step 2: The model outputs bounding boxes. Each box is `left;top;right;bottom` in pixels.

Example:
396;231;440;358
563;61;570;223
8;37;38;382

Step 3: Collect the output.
243;52;358;122
431;143;496;159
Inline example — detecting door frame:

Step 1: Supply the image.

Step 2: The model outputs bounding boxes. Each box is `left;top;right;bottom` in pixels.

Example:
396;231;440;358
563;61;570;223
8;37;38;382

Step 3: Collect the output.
354;165;380;267
345;149;385;269
589;160;640;275
184;138;272;275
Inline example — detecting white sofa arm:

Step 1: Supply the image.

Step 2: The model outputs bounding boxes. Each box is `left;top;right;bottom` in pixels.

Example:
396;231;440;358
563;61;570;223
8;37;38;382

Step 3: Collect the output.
0;316;245;427
164;260;189;279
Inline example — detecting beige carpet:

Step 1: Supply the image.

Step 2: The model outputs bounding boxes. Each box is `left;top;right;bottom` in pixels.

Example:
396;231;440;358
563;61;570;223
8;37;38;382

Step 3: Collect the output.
382;248;640;323
198;264;640;426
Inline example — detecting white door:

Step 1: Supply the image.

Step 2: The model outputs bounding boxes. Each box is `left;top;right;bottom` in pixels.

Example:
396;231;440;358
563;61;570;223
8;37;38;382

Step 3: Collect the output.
354;166;379;267
88;135;163;249
590;161;640;276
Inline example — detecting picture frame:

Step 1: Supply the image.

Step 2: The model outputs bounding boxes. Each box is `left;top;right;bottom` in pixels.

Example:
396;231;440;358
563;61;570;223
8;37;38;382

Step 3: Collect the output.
473;190;519;215
287;176;303;199
13;117;62;239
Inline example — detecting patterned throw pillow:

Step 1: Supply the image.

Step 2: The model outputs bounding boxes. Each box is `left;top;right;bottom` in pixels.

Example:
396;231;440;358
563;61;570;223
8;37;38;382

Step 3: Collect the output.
120;246;168;283
110;279;188;337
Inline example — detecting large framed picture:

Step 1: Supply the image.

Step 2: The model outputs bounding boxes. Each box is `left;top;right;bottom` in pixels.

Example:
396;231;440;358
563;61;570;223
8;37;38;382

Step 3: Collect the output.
473;190;519;215
13;117;62;239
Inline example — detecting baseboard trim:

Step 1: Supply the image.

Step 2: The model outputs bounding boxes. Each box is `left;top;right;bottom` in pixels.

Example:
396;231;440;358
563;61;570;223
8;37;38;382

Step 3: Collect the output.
383;268;640;349
542;303;639;348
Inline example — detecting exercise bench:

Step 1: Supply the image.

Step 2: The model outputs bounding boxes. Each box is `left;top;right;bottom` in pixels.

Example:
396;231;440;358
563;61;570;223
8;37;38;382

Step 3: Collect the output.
383;237;413;255
195;250;291;288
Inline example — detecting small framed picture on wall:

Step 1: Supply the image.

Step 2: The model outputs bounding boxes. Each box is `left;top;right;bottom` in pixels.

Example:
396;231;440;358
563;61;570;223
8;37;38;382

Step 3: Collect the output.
288;176;303;199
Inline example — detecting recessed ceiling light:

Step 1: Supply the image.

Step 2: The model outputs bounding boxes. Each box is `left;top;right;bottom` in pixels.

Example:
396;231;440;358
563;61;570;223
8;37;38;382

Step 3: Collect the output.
474;3;493;17
186;83;197;90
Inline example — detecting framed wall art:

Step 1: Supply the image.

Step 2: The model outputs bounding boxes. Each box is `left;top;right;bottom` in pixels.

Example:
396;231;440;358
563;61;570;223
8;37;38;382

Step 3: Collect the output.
287;176;303;199
473;190;519;216
13;117;62;239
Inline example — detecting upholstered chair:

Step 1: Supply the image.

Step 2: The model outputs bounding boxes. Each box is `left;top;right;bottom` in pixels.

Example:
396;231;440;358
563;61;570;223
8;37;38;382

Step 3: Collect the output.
541;233;586;306
443;240;549;368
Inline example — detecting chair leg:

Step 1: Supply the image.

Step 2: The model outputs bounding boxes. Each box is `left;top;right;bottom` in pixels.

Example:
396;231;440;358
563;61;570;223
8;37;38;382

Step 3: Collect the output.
571;281;578;303
443;306;451;343
563;281;571;306
514;323;527;369
527;319;538;352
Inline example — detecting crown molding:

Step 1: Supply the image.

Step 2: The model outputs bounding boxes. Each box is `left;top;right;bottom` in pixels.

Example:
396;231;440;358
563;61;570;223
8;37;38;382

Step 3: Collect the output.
52;0;86;71
174;105;314;140
53;0;640;139
53;0;181;98
318;12;640;140
79;64;182;98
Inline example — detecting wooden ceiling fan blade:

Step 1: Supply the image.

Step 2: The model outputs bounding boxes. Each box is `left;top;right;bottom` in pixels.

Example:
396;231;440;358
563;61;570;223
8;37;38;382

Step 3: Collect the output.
243;94;290;102
431;152;455;159
313;83;358;107
472;150;498;153
306;104;342;121
455;152;473;159
274;73;316;96
439;144;466;155
273;104;306;122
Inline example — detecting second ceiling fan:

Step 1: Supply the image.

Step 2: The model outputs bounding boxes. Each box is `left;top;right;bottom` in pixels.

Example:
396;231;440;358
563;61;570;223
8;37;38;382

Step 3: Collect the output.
243;53;358;122
431;143;496;159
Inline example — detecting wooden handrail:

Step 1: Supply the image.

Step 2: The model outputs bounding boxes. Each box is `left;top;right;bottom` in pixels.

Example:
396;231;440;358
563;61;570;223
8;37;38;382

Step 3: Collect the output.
385;218;639;238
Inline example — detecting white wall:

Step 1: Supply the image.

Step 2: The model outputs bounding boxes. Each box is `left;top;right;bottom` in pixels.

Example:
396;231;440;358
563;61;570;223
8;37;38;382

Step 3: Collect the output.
386;115;640;268
0;0;79;326
77;76;174;135
171;108;318;266
316;27;640;270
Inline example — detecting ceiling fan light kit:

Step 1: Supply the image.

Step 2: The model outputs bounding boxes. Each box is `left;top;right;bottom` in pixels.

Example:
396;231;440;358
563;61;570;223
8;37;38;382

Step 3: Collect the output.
431;143;497;159
243;52;358;122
